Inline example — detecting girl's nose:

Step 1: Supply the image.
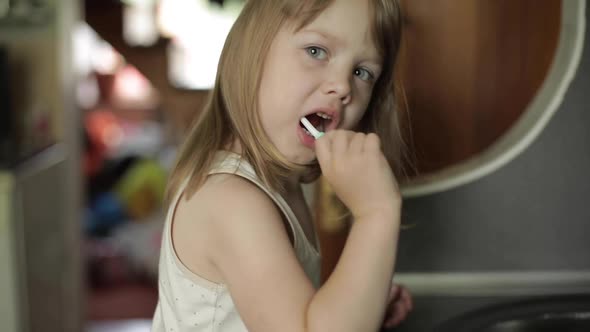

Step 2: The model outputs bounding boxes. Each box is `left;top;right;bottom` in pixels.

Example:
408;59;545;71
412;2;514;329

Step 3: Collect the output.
323;72;352;105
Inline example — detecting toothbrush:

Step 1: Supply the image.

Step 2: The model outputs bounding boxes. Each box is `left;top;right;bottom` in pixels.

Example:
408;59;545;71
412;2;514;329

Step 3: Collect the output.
300;117;324;139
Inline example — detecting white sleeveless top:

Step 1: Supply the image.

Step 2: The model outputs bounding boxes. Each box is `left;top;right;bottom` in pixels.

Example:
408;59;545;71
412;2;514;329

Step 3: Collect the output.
152;151;322;332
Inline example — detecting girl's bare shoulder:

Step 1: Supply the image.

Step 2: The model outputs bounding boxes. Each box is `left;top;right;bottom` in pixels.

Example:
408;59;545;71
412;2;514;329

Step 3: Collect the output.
174;172;283;235
172;173;285;282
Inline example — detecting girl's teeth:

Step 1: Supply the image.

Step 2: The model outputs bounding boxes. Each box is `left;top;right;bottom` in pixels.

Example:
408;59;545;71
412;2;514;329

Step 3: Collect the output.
316;112;331;119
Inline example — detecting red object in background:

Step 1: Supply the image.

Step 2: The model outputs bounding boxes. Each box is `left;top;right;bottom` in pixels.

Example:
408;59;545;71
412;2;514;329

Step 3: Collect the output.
85;110;124;152
84;110;124;177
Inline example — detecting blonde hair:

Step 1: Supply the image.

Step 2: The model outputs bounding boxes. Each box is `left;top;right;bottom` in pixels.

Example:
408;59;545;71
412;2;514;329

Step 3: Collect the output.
167;0;408;202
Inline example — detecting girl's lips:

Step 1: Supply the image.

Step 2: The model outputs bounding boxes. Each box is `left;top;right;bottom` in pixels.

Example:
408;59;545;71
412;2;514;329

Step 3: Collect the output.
297;123;317;149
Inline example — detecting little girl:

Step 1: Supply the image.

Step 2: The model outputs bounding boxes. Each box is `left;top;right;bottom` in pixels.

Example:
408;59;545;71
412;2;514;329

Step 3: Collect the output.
152;0;413;331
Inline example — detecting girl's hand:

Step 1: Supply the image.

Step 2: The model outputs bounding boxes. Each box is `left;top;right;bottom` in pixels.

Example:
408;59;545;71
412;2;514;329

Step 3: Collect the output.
315;130;401;220
382;283;413;328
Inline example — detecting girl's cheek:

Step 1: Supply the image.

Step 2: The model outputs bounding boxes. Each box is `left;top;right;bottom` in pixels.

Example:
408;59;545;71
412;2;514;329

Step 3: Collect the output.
343;112;365;131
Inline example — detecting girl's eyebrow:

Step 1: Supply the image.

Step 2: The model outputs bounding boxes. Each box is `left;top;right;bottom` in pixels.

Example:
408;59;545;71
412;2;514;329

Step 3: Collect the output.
299;29;345;46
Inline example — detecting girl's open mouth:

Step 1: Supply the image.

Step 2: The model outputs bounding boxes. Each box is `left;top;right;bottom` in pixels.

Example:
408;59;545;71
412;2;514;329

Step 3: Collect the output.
299;112;332;137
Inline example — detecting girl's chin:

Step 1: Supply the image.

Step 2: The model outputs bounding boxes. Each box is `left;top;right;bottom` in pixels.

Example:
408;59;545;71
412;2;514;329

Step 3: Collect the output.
295;148;318;163
283;150;316;167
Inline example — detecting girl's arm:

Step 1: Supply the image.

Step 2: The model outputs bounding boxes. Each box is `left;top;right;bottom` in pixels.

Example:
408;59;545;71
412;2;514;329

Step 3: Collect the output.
189;130;401;332
308;130;403;331
205;177;315;331
308;212;399;331
196;174;399;332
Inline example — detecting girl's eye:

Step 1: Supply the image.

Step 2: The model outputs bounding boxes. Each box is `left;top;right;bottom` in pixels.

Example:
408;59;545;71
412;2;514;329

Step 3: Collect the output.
306;46;328;60
354;68;374;82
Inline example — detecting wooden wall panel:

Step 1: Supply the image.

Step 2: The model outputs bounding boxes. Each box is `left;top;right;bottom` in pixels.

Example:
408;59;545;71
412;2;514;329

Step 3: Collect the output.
397;0;561;175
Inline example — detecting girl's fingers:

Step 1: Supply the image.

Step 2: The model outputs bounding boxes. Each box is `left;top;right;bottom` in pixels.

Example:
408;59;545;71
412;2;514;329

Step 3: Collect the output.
331;131;356;156
314;134;332;167
364;132;381;152
392;284;412;311
350;132;366;153
400;286;413;311
315;130;356;170
382;284;413;328
388;284;400;302
396;301;409;323
384;302;407;328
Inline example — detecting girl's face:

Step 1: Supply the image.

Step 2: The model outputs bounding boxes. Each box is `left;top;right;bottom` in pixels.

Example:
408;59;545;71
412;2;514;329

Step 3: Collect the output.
258;0;382;165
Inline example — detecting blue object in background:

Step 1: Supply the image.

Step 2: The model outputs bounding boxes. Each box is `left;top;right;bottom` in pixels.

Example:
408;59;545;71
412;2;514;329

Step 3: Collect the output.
85;192;127;236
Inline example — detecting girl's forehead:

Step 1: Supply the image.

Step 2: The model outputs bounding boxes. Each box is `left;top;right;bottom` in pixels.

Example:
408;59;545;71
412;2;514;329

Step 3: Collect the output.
288;0;372;31
293;1;381;61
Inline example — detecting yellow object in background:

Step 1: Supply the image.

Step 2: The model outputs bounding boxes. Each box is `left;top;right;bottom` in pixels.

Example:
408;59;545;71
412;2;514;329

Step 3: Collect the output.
114;159;167;220
317;177;350;233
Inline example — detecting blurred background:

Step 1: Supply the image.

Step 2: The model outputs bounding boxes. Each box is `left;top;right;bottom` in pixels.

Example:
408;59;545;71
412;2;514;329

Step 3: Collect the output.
1;1;247;331
0;0;588;331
